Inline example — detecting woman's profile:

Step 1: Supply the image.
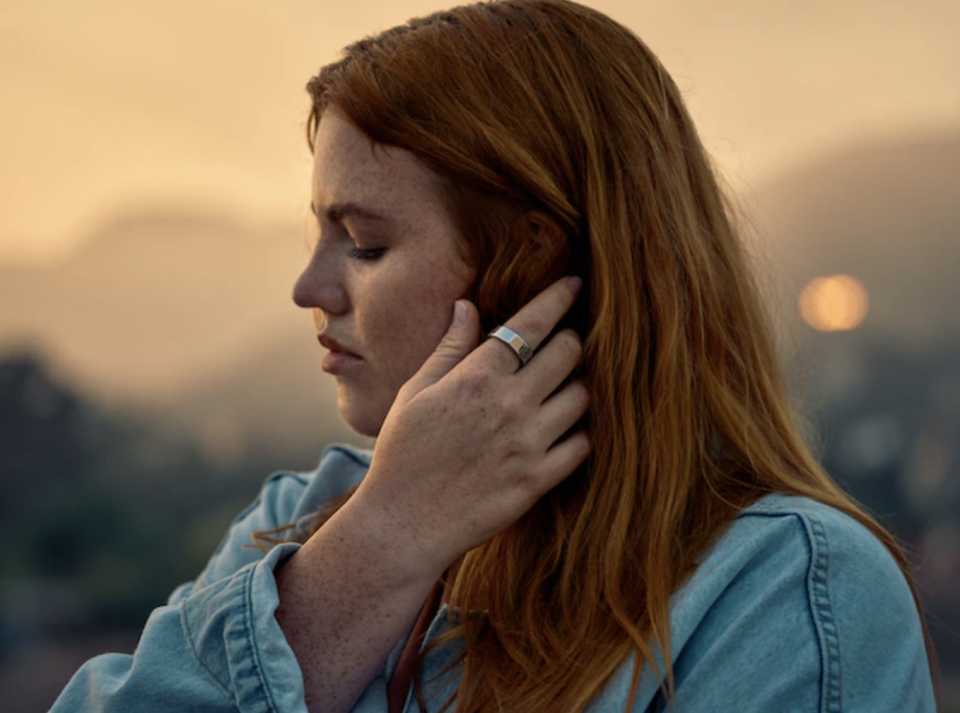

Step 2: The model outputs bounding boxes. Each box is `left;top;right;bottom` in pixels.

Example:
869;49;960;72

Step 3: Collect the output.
53;1;937;711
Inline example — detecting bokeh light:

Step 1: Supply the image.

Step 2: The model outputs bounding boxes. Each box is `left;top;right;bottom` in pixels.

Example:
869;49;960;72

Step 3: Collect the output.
798;274;869;331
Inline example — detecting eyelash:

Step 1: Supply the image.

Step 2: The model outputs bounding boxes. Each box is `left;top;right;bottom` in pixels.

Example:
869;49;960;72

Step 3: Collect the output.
311;227;385;261
346;245;386;261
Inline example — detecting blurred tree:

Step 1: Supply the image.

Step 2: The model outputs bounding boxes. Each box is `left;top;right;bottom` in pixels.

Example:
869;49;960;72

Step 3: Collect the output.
0;351;91;524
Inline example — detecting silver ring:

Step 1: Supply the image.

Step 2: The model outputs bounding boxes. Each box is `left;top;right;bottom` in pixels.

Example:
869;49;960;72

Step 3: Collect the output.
487;325;533;368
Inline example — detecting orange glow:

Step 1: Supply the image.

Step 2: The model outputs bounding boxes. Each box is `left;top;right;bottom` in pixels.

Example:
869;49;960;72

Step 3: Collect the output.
798;274;869;332
2;1;960;264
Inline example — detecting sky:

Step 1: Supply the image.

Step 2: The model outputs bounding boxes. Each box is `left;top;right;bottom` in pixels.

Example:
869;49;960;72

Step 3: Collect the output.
1;0;958;264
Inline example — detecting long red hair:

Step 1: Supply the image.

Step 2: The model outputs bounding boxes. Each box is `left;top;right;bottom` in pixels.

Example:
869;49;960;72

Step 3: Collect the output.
284;1;937;710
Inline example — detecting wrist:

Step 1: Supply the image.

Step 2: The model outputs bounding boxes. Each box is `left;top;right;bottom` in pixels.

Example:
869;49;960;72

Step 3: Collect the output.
322;486;449;589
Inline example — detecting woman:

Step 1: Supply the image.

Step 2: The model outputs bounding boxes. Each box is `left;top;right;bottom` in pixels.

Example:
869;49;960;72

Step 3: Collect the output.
53;1;937;712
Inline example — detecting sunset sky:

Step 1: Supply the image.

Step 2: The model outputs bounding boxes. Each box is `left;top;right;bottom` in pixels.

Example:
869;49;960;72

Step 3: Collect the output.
2;0;958;264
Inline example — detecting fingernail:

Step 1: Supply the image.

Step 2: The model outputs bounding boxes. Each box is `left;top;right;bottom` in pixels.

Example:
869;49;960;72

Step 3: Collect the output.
568;276;583;294
453;300;467;326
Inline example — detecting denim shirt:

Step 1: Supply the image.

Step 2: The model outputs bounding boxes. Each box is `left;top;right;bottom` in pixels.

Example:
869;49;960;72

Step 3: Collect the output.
51;444;936;713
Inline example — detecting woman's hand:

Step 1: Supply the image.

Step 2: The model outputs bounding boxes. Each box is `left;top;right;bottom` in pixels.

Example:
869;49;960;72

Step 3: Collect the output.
355;276;590;579
276;276;588;713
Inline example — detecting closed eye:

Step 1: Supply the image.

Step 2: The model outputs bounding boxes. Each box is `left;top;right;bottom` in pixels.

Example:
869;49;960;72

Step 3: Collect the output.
346;245;387;261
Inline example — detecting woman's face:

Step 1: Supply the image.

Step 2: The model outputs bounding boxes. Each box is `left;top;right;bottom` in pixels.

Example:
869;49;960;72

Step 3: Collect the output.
293;108;475;437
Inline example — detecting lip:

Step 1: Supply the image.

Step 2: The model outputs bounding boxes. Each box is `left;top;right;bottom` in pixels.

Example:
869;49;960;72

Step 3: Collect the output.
317;334;363;374
317;334;361;357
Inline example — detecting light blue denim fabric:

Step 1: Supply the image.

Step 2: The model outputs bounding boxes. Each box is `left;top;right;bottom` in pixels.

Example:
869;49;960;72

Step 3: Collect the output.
51;444;936;712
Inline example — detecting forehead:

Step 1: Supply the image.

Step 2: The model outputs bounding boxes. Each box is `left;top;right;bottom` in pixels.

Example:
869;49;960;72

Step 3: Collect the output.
311;109;441;215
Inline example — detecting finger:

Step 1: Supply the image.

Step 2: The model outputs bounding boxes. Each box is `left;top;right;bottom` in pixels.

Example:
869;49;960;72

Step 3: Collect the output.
520;328;583;403
406;300;481;392
534;380;590;450
478;276;582;372
535;431;591;489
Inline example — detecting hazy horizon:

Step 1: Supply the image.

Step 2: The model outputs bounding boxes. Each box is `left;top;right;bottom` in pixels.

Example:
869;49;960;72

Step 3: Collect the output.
2;0;959;264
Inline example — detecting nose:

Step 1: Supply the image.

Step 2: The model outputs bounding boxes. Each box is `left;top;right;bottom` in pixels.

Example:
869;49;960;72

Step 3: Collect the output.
292;244;349;315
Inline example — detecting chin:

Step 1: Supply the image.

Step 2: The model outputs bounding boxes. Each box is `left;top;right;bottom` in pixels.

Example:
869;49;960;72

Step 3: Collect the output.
337;389;389;438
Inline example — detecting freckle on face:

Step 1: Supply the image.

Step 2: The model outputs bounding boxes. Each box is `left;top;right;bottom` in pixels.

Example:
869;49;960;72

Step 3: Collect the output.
304;109;475;437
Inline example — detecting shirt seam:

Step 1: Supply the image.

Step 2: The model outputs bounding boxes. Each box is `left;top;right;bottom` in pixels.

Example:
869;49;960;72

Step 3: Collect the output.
179;602;237;706
798;511;843;713
242;562;280;713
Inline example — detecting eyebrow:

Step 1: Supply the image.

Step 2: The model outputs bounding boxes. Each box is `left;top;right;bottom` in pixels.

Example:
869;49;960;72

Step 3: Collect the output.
310;201;392;224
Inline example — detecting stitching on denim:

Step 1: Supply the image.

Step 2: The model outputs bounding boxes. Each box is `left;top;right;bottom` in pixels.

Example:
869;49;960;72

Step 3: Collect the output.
802;513;843;713
243;563;279;713
180;601;236;705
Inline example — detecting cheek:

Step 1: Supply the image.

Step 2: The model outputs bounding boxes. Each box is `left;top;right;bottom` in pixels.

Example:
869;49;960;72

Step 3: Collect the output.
363;266;468;382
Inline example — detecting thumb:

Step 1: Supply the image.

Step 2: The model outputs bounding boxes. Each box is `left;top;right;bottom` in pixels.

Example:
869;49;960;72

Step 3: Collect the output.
409;300;480;390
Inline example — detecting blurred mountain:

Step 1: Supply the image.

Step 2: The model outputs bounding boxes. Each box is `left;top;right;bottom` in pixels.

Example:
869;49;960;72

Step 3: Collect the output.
750;132;960;345
0;208;312;401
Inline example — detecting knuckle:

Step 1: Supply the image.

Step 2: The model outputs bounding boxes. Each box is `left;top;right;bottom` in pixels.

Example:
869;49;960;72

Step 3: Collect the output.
573;381;591;405
575;433;592;460
497;393;523;422
462;365;491;390
559;331;582;359
520;429;540;455
395;381;413;401
499;430;526;461
515;467;542;499
518;312;550;340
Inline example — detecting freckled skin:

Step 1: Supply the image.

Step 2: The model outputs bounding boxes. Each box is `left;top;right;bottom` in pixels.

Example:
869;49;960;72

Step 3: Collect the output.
276;107;588;713
282;109;476;712
292;107;475;436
